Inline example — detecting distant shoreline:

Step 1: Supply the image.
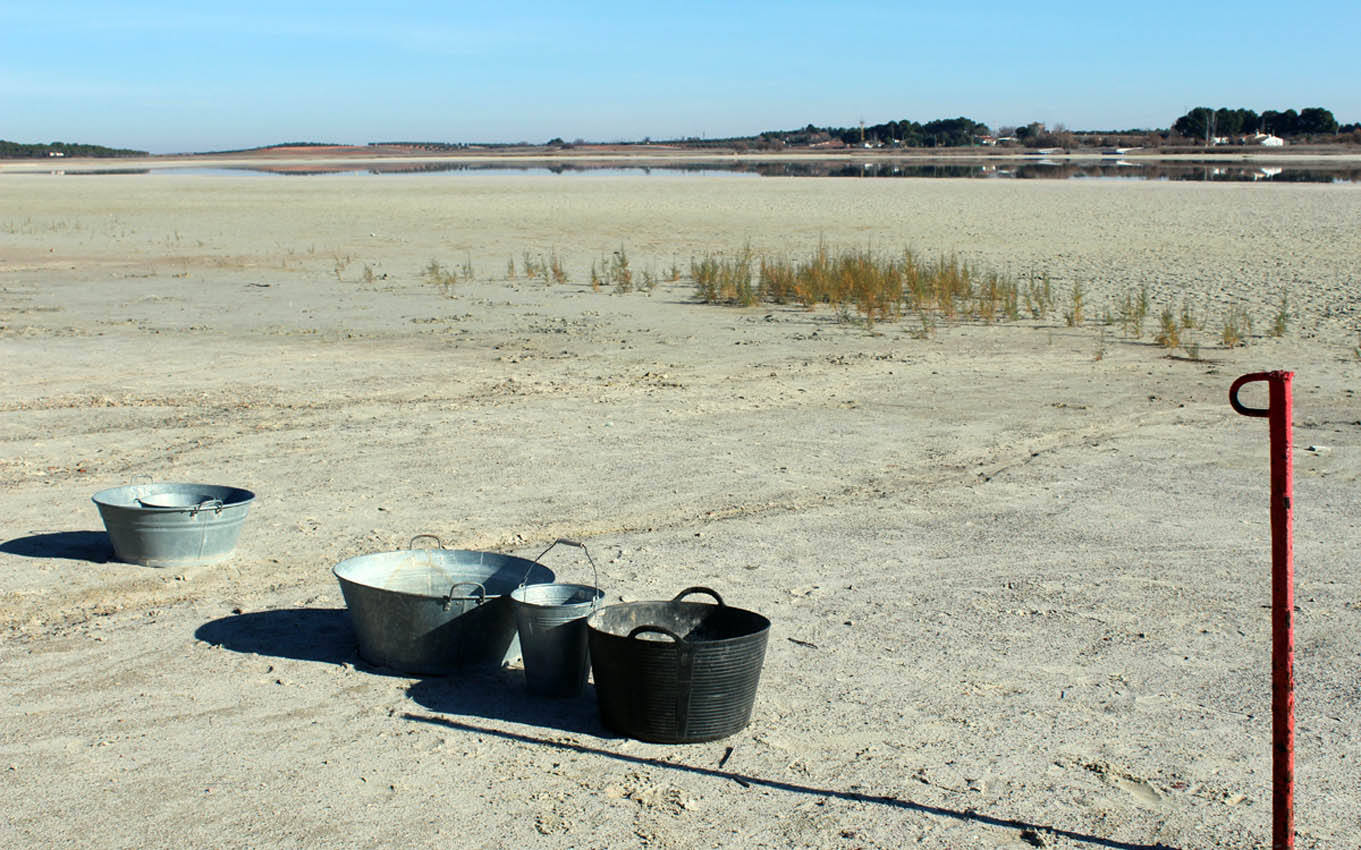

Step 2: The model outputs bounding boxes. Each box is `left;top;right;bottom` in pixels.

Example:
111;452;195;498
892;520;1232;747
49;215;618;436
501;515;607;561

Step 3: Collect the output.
4;144;1361;174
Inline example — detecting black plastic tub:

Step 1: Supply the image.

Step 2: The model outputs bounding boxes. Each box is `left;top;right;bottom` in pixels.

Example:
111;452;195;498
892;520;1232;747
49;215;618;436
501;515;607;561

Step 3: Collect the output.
586;587;770;743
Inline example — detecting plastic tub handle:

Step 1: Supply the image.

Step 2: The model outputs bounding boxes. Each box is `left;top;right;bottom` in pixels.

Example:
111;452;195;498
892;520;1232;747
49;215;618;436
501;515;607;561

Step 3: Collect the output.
628;625;683;642
672;586;724;606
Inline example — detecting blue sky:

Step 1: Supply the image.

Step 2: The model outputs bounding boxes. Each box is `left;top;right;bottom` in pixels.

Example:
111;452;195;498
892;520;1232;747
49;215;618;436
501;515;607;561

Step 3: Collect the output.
3;1;1357;153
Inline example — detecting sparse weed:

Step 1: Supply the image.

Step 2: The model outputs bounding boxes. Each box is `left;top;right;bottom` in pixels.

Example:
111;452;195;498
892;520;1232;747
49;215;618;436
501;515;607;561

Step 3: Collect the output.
522;251;544;280
1180;300;1200;332
610;245;632;292
1221;304;1252;348
422;258;457;294
1155;306;1181;349
692;250;755;305
1063;280;1085;327
1025;271;1055;320
550;250;569;284
694;240;1043;329
1272;290;1290;337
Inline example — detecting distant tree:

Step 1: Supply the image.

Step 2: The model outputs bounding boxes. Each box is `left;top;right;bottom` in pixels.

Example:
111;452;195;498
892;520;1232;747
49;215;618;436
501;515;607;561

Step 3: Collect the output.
1213;107;1260;136
1298;107;1338;135
920;117;989;146
1260;109;1300;137
1173;107;1215;140
1012;121;1071;147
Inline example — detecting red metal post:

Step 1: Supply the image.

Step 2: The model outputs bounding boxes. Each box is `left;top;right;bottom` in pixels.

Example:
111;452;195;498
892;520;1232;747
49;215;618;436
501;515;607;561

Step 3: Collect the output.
1229;370;1295;850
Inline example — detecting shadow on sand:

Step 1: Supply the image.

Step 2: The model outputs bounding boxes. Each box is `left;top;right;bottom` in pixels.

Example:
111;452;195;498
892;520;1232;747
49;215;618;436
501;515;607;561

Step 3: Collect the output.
0;530;112;562
192;606;1179;848
406;671;612;738
195;608;358;666
193;608;612;737
403;713;1181;850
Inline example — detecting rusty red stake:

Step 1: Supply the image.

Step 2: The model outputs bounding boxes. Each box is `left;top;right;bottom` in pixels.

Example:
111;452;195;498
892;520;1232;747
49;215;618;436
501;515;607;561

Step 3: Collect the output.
1229;370;1294;850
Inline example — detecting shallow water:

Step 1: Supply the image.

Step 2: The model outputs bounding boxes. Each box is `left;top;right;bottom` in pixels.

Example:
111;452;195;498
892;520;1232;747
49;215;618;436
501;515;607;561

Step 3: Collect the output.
25;158;1361;182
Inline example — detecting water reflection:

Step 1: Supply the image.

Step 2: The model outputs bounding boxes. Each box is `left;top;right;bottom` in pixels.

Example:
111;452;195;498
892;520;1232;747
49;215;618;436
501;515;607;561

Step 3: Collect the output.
29;159;1361;183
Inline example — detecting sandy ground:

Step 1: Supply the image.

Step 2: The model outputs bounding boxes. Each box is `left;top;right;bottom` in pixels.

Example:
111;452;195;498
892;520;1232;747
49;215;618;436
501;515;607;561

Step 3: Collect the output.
2;172;1359;849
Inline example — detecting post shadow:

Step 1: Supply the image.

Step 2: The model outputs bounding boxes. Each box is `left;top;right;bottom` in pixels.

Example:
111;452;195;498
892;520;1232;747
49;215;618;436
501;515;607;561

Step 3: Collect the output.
0;530;112;562
402;713;1180;850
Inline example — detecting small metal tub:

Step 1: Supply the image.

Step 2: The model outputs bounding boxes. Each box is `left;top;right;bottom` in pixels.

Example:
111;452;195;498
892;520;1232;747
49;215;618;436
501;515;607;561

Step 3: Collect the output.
91;482;255;567
509;539;605;698
333;536;555;675
588;587;771;743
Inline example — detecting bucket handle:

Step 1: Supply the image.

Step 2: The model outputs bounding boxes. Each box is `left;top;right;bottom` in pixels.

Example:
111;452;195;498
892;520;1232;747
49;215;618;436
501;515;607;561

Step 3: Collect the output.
672;586;724;607
628;625;683;642
442;581;487;610
409;534;443;550
528;539;601;604
189;498;224;517
135;497;223;515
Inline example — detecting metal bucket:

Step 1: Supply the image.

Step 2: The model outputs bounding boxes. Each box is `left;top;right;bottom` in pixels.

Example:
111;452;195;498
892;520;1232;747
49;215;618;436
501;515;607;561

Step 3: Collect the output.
587;587;771;743
333;535;555;675
91;482;255;567
509;539;604;698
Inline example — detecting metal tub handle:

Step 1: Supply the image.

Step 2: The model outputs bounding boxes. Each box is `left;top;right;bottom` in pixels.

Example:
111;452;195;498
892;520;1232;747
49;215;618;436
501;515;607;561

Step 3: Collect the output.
189;498;224;517
442;581;487;611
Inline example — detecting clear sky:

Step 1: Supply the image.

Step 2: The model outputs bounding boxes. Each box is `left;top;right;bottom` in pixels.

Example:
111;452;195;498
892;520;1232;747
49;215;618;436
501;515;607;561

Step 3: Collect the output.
3;1;1358;154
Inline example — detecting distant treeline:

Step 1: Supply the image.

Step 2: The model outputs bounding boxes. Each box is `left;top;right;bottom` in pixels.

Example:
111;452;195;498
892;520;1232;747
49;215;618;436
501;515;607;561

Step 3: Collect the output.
763;117;990;148
0;140;147;158
655;117;993;150
1171;106;1359;140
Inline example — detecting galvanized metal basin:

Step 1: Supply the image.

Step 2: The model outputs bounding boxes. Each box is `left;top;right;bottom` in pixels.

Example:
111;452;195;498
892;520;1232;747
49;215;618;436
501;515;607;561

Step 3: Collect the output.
333;539;555;675
588;587;771;743
91;482;255;567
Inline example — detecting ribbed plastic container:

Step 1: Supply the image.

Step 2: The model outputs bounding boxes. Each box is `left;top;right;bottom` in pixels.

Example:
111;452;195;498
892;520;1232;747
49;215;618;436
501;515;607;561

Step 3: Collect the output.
587;587;770;743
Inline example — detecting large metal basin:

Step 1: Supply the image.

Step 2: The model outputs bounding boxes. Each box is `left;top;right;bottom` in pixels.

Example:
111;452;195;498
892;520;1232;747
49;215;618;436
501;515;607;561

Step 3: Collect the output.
333;539;555;675
92;482;255;567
